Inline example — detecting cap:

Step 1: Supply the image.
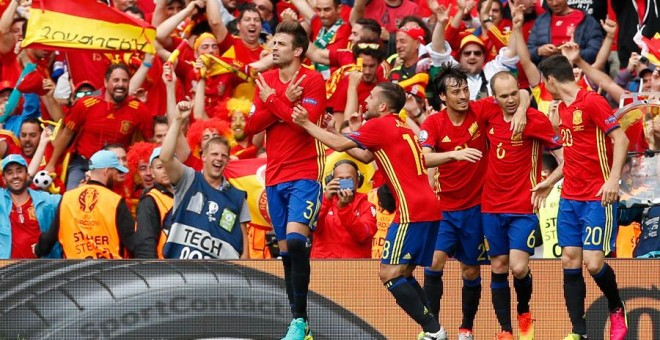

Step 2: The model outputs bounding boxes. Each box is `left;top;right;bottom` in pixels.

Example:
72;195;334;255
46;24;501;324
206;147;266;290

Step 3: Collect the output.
0;80;14;92
1;154;28;171
459;34;486;53
398;27;425;44
149;147;162;165
89;150;129;173
639;64;656;78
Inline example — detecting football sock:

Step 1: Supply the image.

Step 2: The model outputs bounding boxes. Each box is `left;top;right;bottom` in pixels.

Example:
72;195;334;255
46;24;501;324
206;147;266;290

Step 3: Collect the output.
461;276;482;330
423;269;444;322
564;268;587;335
287;232;310;321
280;251;295;315
591;263;624;312
386;276;440;333
514;269;532;315
491;272;512;332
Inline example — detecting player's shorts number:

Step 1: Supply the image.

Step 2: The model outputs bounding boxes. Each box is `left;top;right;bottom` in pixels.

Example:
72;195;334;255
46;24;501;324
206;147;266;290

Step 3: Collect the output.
584;226;603;246
303;200;315;220
477;243;488;261
381;240;391;260
526;231;536;249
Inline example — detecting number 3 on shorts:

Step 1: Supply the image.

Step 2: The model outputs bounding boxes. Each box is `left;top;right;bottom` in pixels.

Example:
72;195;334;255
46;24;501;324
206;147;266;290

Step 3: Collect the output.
303;200;314;220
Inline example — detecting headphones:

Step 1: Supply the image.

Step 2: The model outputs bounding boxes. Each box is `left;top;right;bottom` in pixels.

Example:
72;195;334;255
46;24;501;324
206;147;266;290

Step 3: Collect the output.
324;160;365;188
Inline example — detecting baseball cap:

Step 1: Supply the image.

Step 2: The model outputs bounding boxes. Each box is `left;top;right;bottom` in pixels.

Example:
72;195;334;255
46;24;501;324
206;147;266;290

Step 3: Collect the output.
0;80;14;93
89;150;129;173
149;147;162;165
459;35;486;53
1;154;28;171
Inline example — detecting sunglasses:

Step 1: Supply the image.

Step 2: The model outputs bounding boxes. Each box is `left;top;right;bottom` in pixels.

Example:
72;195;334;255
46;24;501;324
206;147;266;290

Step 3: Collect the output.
462;50;483;57
74;90;94;99
357;43;380;50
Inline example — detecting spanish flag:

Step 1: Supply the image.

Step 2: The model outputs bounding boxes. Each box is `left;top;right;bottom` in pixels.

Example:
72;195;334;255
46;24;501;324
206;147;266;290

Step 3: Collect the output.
199;53;253;82
22;0;156;54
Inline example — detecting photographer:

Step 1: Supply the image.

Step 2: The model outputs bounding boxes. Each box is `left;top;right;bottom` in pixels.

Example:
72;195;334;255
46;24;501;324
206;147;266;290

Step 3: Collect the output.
311;160;377;259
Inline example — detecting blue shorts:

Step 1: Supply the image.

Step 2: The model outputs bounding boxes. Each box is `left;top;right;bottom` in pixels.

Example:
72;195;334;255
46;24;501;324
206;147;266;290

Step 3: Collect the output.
482;213;539;257
266;180;322;241
436;205;489;265
557;198;618;255
381;220;440;266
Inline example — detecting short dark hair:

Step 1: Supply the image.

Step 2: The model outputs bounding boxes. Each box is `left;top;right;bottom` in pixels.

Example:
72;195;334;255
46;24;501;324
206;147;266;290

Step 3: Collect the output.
202;136;231;155
123;5;145;19
433;63;468;96
190;21;212;37
352;42;385;63
21;118;42;130
399;16;432;45
377;185;395;213
153;115;168;127
103;143;126;152
489;71;518;95
538;55;575;83
275;21;310;57
355;18;382;40
238;3;262;21
105;63;130;81
375;82;406;113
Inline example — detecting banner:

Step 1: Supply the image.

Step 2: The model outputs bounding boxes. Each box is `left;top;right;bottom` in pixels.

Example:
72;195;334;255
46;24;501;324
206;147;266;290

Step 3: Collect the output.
21;0;155;54
224;158;270;228
0;260;656;339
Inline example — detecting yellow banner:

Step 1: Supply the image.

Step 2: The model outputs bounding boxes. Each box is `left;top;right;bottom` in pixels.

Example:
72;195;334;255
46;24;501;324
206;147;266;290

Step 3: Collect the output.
22;9;155;54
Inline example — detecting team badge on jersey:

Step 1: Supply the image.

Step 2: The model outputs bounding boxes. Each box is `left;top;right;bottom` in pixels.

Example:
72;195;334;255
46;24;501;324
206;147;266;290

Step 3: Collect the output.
572;110;583;125
120;120;133;134
419;130;428;143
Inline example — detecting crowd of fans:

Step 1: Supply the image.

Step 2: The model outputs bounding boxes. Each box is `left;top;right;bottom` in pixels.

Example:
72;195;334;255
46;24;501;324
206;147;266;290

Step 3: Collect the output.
0;0;658;260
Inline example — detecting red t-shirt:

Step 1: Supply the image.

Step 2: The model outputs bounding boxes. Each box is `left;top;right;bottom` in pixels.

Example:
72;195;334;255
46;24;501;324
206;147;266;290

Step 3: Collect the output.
245;67;327;186
328;77;378;113
0;51;21;84
551;10;585;46
310;16;351;51
558;90;620;201
65;93;154;159
10;197;40;259
482;108;561;214
420;98;500;211
364;0;419;33
311;193;377;258
347;114;442;223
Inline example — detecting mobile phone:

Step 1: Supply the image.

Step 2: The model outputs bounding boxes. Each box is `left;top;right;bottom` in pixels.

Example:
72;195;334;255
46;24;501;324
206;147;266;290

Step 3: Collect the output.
339;178;354;190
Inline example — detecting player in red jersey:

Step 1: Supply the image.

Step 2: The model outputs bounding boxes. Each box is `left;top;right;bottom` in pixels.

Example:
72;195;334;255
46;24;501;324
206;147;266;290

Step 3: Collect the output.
244;21;326;340
293;82;445;340
537;55;629;340
482;71;563;340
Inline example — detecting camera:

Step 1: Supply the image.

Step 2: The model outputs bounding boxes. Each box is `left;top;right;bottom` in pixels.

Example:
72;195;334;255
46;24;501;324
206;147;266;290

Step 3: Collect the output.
339;178;354;191
640;56;649;64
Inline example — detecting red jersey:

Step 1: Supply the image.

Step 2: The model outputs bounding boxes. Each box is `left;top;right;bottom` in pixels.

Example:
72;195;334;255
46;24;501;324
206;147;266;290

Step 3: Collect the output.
245;67;327;186
10;197;39;259
482;108;561;214
347;114;442;223
551;10;585;46
558;89;620;201
364;0;419;33
420;98;500;211
0;51;21;84
311;193;377;258
65;93;154;159
327;77;378;113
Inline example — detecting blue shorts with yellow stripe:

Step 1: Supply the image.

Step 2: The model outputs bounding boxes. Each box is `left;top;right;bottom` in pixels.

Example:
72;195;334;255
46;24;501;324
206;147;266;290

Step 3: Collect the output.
557;198;618;255
381;220;440;266
436;205;490;265
266;179;322;241
482;213;539;257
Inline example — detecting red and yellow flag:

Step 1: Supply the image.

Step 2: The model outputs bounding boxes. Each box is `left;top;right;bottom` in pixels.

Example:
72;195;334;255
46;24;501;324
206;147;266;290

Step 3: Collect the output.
22;0;155;54
223;158;271;229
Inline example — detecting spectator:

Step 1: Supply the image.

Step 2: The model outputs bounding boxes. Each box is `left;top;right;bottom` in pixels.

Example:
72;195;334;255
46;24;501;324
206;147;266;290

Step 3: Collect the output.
527;0;603;65
159;100;250;259
369;184;395;259
312;160;377;258
44;64;154;191
226;97;258;159
0;154;61;259
134;147;174;258
350;0;419;34
152;115;169;144
18;118;41;162
35;150;137;259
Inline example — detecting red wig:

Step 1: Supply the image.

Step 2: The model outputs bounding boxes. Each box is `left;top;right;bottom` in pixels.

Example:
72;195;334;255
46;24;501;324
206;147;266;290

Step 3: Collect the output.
126;141;157;191
186;118;235;157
